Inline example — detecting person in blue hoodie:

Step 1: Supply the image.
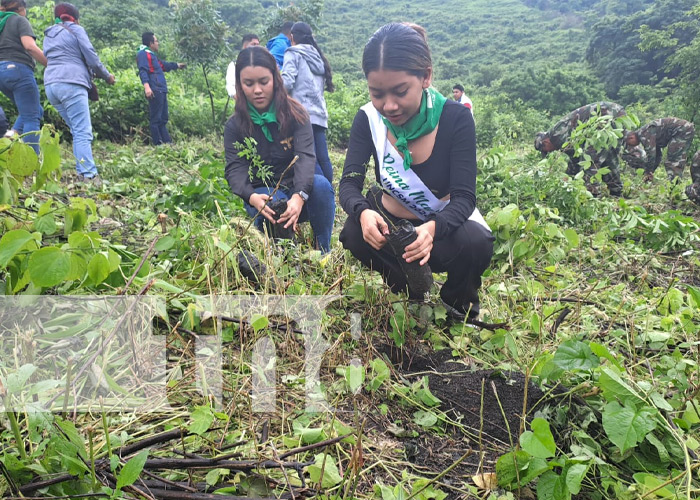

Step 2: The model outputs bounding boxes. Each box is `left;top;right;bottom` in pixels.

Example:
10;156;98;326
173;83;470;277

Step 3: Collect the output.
265;21;292;69
137;32;185;145
43;2;114;183
282;22;334;185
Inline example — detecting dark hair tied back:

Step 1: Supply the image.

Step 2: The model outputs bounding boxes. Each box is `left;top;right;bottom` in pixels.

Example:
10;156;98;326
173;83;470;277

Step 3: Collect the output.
54;2;79;20
290;22;334;92
362;22;432;79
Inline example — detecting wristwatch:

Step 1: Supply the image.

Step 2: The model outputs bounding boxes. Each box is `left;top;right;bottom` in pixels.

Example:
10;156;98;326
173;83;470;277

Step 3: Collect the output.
297;190;309;202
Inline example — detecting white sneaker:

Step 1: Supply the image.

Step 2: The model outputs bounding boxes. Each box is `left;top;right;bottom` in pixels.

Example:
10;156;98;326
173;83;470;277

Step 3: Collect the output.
4;129;17;138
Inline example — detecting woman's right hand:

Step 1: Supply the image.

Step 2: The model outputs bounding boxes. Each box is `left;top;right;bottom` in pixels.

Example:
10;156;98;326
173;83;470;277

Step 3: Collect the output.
359;209;389;250
248;193;277;224
106;74;115;85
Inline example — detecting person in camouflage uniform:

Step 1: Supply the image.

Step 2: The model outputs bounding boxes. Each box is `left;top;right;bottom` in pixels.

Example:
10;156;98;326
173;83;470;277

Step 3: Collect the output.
535;102;626;197
622;118;695;182
686;151;700;205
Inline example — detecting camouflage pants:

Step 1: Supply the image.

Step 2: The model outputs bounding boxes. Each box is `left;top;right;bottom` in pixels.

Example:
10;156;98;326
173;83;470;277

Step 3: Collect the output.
685;151;700;205
566;146;622;197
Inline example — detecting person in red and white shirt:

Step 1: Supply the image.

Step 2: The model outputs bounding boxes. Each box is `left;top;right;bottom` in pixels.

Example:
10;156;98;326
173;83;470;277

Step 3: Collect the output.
452;84;473;112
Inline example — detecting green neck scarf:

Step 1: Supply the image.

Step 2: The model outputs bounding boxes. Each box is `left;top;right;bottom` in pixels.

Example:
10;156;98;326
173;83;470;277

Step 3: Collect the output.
138;44;154;54
382;87;447;170
248;102;278;142
0;12;18;35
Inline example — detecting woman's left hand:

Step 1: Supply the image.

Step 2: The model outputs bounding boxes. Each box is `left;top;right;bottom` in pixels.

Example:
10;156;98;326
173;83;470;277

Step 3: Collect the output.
403;221;435;266
277;193;305;231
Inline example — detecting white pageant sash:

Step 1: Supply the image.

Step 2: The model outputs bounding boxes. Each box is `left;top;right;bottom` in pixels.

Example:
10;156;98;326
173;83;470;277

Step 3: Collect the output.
361;102;490;230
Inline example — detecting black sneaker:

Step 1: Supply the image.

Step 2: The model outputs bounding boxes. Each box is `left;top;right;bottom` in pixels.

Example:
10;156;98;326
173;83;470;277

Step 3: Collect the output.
441;300;478;322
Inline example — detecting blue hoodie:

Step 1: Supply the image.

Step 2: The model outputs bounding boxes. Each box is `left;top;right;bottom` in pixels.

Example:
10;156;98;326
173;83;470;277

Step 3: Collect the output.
266;32;290;69
43;22;111;88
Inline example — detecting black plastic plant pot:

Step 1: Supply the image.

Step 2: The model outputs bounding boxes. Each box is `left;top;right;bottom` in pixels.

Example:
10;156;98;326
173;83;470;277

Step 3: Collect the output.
385;219;433;298
237;250;266;283
266;200;296;241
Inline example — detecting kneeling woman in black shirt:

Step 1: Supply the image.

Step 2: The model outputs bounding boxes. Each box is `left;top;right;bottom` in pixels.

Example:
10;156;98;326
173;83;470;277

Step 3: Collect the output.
224;46;335;253
338;23;494;319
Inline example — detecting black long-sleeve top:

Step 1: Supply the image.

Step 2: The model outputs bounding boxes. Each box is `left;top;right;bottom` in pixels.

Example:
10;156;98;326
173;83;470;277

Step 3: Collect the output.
224;114;316;203
339;100;478;240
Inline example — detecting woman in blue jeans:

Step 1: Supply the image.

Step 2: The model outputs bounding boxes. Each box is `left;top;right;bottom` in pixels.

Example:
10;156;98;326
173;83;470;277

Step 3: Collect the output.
224;46;335;253
42;3;114;182
0;0;47;154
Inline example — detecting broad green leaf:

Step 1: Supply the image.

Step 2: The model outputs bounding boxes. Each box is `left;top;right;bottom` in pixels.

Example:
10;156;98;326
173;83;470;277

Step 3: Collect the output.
116;450;149;490
306;453;342;488
250;313;268;333
565;464;588;495
413;410;438;427
537;471;570;500
5;363;37;393
686;285;700;309
553;340;599;371
658;288;684;315
563;228;579;247
633;473;676;498
87;253;110;285
39;126;61;176
33;215;56;235
0;229;35;268
107;248;121;272
496;450;548;488
415;377;441;407
602;402;657;453
67;253;87;281
519;418;556;458
645;433;670;464
7;142;39;177
64;208;88;236
367;358;390;391
298;427;324;444
155;235;175;251
28;247;71;287
597;366;643;405
530;312;541;334
189;405;215;435
205;468;229;486
681;401;700;425
346;363;365;394
589;342;622;369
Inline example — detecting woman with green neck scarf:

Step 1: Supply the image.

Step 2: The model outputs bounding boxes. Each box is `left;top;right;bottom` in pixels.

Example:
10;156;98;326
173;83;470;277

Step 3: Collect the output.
224;46;335;253
339;23;494;321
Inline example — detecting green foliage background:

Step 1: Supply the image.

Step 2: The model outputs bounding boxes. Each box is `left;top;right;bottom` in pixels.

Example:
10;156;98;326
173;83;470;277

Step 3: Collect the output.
1;0;696;149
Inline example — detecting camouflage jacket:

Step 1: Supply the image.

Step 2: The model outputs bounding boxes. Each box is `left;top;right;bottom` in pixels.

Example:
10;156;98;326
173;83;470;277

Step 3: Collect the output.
547;102;626;150
622;118;695;171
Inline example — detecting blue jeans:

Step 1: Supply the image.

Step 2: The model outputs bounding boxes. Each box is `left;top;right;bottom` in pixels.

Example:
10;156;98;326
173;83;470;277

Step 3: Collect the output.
0;61;42;154
149;91;172;145
312;124;333;185
243;174;335;253
45;82;98;177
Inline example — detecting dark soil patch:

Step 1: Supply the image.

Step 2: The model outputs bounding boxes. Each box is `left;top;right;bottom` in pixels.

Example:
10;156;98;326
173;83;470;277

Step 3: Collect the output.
376;343;564;489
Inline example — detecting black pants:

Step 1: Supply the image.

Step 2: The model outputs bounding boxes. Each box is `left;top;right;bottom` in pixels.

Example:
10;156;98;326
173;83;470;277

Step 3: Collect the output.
340;188;494;315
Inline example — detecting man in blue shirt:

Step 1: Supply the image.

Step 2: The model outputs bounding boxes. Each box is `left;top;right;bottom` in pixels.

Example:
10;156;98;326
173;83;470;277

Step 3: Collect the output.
266;22;293;69
137;32;185;145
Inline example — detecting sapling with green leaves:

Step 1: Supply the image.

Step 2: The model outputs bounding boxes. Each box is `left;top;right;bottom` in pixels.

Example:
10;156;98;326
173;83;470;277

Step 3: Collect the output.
235;137;275;186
